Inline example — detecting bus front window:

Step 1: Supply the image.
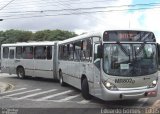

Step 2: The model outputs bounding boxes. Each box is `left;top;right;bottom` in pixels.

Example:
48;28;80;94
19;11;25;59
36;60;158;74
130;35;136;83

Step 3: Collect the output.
133;44;157;75
103;43;157;76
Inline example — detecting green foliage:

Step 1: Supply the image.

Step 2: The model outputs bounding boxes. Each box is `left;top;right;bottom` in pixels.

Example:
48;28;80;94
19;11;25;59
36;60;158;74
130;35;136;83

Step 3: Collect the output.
0;29;77;45
0;29;32;44
32;29;77;41
32;30;51;41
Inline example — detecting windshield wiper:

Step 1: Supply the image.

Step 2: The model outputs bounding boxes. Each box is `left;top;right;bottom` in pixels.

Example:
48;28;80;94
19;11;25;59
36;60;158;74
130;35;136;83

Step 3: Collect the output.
132;43;147;76
117;42;132;62
117;42;130;57
135;43;145;56
118;43;137;76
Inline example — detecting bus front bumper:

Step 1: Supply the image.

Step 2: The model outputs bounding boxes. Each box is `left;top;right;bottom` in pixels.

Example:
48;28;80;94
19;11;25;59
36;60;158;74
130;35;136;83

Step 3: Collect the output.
101;84;158;101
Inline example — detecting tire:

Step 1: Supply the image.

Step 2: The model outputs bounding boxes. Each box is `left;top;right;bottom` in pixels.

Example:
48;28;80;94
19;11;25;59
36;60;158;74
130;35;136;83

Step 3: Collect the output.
81;78;91;100
59;71;65;86
17;67;25;79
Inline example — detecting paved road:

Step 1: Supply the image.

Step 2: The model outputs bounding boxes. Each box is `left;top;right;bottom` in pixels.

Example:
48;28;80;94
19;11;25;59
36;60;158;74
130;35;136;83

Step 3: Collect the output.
0;73;160;114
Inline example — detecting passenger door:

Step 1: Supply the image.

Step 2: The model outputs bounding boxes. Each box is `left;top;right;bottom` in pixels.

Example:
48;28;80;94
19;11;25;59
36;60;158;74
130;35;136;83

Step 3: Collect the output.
1;47;9;73
93;38;101;97
8;47;16;74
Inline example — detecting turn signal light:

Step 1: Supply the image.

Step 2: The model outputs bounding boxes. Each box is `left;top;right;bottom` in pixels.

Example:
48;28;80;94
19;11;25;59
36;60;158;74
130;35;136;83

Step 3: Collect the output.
146;91;157;97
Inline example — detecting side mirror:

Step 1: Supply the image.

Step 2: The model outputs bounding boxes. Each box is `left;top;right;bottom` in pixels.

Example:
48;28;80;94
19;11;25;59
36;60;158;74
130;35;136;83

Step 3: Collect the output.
97;45;102;58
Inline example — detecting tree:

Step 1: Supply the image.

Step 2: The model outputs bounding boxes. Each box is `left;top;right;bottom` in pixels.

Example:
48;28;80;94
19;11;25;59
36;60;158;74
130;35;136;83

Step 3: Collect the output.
32;30;51;41
2;29;32;44
32;29;77;41
0;29;77;44
48;29;77;41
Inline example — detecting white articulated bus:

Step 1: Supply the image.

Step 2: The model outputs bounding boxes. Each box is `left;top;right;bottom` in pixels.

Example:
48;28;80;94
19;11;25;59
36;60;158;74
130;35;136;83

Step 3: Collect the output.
1;41;58;79
58;30;158;100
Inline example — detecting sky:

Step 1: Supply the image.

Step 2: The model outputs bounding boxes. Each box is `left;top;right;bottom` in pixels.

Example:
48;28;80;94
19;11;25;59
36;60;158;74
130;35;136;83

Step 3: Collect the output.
0;0;160;42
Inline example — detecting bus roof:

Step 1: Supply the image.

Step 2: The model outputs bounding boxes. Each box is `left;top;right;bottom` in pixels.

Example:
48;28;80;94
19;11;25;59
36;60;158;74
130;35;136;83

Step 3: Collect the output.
59;32;102;44
59;29;155;44
1;41;58;47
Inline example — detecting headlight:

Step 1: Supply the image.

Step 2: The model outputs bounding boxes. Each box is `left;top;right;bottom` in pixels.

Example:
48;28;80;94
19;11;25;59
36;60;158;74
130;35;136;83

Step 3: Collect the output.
148;80;157;88
152;80;157;85
103;81;118;91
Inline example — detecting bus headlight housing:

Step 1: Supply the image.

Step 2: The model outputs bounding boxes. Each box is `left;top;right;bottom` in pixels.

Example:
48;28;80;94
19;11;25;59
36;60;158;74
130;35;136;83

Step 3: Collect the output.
103;81;118;91
148;80;157;88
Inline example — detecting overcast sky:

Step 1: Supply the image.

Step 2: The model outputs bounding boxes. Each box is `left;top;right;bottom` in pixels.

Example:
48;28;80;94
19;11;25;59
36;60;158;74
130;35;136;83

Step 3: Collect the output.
0;0;160;42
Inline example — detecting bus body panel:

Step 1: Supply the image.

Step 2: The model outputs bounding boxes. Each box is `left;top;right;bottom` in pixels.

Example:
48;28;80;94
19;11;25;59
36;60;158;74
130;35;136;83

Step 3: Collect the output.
1;42;58;80
58;30;158;101
79;62;95;94
22;59;35;76
59;60;99;95
59;60;81;89
1;59;10;74
100;83;158;101
34;59;53;78
13;58;35;76
93;64;101;97
101;71;158;89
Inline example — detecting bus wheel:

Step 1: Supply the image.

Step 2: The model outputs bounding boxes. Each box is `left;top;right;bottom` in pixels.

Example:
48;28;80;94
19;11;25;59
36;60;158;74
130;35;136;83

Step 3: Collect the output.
81;78;91;100
59;71;65;86
17;67;25;79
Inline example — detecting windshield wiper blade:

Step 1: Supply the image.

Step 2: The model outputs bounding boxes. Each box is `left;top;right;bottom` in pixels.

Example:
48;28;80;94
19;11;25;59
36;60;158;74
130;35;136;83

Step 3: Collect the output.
135;43;145;56
117;42;130;57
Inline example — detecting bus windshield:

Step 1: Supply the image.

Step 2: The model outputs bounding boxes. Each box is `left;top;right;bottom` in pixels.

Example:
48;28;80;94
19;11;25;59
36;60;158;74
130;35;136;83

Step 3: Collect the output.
103;43;157;76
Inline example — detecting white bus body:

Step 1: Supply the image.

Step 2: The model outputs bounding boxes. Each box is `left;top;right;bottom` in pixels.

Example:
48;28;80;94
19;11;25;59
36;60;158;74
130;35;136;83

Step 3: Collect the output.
1;30;158;101
58;30;158;100
1;41;59;79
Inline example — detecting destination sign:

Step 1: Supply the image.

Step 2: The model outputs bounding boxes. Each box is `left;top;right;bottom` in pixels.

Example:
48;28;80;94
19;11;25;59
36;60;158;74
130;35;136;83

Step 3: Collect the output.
103;30;156;42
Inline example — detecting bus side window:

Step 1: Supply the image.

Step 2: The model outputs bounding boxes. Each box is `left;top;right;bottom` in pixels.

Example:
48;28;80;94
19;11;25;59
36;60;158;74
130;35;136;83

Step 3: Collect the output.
16;47;22;59
34;46;46;59
68;44;74;60
47;46;52;60
3;47;9;58
59;45;63;60
74;41;81;61
63;45;69;60
81;38;92;62
9;49;14;59
23;46;33;59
